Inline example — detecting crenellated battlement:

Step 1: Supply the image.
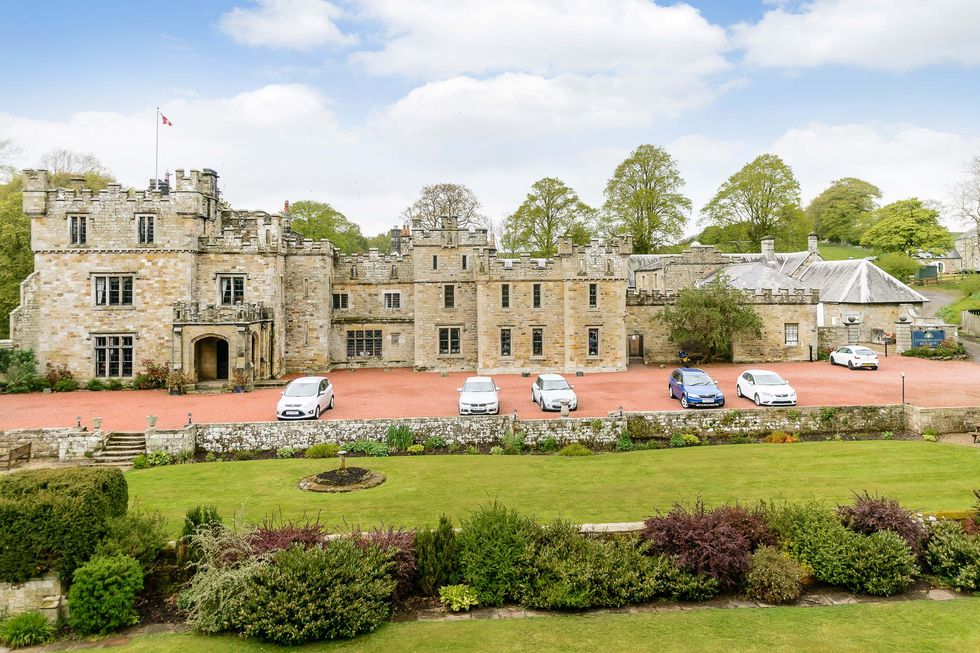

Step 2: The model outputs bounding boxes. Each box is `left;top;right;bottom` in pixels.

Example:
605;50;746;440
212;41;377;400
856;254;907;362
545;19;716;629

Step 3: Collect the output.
627;287;820;306
336;249;412;283
411;226;490;248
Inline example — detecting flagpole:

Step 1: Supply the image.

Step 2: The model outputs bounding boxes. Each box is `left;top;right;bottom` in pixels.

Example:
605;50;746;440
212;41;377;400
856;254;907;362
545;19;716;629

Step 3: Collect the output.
154;107;159;190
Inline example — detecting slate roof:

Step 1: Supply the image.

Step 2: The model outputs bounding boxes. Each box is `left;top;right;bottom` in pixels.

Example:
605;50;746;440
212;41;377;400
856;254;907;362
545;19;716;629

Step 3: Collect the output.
730;251;812;277
798;259;928;304
700;262;806;292
627;255;666;287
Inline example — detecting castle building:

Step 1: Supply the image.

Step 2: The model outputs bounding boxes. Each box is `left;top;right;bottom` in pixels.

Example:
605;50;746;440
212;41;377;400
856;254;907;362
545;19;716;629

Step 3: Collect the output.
9;169;925;384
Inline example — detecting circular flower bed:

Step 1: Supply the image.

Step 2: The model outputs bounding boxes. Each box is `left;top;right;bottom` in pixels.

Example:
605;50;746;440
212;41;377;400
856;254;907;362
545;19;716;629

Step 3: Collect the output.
299;467;385;493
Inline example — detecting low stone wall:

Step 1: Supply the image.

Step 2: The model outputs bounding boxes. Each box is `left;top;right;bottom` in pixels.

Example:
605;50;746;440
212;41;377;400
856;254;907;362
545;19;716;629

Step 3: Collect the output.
909;406;980;437
0;573;64;623
146;428;196;456
0;427;98;460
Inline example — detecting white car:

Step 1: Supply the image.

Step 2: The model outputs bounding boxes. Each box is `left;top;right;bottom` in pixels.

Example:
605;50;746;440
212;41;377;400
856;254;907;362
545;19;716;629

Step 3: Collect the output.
829;346;879;370
458;376;500;415
531;373;578;411
276;376;334;420
736;369;798;406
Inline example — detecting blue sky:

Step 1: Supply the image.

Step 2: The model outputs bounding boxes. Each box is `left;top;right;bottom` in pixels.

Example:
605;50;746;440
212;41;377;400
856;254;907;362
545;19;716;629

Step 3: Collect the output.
2;0;979;236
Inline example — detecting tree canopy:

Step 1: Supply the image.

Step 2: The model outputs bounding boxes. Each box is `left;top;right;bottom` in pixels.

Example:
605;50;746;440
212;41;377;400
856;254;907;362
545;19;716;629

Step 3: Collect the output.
951;154;980;236
859;198;953;256
601;145;690;254
806;177;882;244
657;278;763;363
501;177;595;256
402;183;488;230
288;200;369;254
38;148;115;190
874;252;921;283
701;154;802;248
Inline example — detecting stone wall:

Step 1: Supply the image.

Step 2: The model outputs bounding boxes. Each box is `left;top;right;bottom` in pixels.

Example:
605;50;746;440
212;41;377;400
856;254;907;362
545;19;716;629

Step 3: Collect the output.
0;573;64;623
0;427;98;460
909;405;980;437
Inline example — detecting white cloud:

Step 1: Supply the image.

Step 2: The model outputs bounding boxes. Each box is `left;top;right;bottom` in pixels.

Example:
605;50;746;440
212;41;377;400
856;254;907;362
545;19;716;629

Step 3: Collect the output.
220;0;355;50
734;0;980;70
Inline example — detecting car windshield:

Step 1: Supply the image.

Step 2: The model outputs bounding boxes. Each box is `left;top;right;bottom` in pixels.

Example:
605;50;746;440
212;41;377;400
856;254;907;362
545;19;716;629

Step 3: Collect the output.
463;380;495;393
542;379;569;391
754;373;786;386
284;382;318;397
684;374;713;386
854;348;875;356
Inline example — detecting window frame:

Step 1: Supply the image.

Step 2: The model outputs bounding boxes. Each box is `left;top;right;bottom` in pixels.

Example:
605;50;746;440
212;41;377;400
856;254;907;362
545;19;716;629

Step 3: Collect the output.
432;255;438;270
589;283;597;308
137;214;155;245
93;334;135;378
462;254;468;270
218;275;246;306
532;283;541;309
438;326;461;355
383;291;401;310
501;283;510;309
444;284;455;309
69;215;88;245
93;274;134;307
500;328;512;358
587;327;600;357
346;329;383;358
531;327;544;357
332;293;349;310
784;323;800;345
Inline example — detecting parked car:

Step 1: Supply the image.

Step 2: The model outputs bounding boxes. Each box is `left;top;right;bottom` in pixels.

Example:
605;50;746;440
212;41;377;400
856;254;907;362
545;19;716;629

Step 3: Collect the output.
276;376;334;420
531;373;578;412
458;376;500;415
668;368;725;409
736;369;798;406
829;346;879;370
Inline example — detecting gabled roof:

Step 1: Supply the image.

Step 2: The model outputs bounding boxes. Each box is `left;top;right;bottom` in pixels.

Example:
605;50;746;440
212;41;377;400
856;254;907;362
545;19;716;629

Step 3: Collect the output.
700;262;806;292
798;259;928;304
627;254;666;287
730;251;812;277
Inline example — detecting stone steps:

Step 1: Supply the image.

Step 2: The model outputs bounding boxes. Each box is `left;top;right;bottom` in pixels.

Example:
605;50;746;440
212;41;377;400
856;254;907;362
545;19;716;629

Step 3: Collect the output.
91;432;146;466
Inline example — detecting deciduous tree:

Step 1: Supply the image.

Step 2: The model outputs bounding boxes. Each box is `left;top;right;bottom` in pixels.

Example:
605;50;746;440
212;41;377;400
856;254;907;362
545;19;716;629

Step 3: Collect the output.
288;200;368;254
402;183;488;230
951;154;980;236
874;252;921;283
501;177;595;256
860;199;952;256
657;279;763;363
806;177;882;244
701;154;801;247
602;145;690;254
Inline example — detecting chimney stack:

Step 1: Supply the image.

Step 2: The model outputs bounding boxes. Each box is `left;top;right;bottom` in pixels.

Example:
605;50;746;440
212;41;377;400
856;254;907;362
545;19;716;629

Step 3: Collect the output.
390;227;402;254
808;232;819;254
761;236;775;260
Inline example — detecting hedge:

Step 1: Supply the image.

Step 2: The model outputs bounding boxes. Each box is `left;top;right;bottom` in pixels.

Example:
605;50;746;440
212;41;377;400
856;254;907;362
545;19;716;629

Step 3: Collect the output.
0;468;128;583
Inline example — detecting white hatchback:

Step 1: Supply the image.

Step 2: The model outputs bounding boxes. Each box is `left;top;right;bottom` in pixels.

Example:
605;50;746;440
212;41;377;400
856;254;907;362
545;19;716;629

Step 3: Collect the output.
736;369;798;406
458;376;500;415
531;374;578;411
276;376;334;420
829;346;879;370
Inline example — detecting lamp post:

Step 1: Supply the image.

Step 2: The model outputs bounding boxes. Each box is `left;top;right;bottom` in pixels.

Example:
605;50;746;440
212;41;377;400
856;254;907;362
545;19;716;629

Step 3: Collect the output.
901;372;906;405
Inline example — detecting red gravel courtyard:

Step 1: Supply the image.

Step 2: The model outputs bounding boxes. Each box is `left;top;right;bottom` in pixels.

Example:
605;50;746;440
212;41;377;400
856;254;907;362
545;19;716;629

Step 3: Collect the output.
1;355;977;432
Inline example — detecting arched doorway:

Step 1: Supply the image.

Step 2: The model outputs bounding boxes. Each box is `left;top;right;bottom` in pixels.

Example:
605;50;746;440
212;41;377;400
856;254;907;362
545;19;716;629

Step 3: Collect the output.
194;336;229;381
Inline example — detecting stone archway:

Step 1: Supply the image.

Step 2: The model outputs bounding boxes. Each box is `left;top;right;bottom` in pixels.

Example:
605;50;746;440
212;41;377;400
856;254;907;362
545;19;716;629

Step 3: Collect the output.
194;336;230;381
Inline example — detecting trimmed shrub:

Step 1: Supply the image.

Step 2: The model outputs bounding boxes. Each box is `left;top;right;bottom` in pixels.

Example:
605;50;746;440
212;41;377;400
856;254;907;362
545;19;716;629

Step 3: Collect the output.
439;584;479;612
615;432;635;452
642;502;774;592
924;521;980;591
305;443;340;459
0;611;55;648
68;555;143;635
838;492;927;555
457;502;537;606
0;467;127;583
414;516;459;596
228;542;395;644
355;527;416;601
385;425;414;452
848;530;918;595
746;546;803;604
95;508;169;571
406;444;425;455
537;436;559;453
424;436;447;451
557;443;592;456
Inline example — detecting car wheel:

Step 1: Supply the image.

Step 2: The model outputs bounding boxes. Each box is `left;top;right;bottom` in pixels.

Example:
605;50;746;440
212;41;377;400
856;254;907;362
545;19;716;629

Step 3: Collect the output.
736;385;743;398
830;355;836;365
668;385;674;399
680;395;689;409
847;360;854;370
328;395;335;409
539;398;546;411
871;366;878;371
313;406;321;420
754;394;761;407
531;391;535;402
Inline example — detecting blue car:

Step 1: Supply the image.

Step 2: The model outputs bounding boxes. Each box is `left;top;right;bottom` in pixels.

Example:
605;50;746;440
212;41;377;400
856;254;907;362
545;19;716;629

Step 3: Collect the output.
668;368;725;409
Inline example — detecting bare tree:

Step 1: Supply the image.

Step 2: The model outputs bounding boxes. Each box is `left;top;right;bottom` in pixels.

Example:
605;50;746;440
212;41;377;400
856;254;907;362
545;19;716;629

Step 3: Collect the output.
951;154;980;234
0;138;20;183
37;148;111;177
401;183;488;230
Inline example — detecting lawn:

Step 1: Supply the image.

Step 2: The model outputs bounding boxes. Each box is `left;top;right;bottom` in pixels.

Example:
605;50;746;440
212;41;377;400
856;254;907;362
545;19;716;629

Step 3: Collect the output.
114;598;980;652
936;292;980;324
817;242;874;260
126;441;980;535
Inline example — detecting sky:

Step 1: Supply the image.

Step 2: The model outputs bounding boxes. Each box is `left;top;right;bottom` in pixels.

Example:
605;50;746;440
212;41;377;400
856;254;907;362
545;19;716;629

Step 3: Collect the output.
1;0;979;237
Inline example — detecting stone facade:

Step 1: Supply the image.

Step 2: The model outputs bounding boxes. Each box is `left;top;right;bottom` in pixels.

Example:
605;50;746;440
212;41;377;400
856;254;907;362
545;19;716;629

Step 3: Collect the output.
0;573;64;623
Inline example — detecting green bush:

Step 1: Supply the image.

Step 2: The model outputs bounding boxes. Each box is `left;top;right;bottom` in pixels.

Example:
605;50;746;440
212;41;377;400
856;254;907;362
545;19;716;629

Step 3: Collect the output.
106;379;125;391
347;440;390;457
466;446;479;455
0;348;35;374
557;443;592;456
131;454;149;469
414;516;459;596
925;521;980;591
615;432;635;452
406;444;424;455
95;509;169;571
85;378;107;391
305;443;340;459
233;449;257;461
922;428;938;443
489;446;504;456
669;433;701;448
130;374;157;390
3;350;41;393
275;447;295;459
424;436;447;451
457;502;537;606
52;378;78;392
626;415;654;439
0;611;55;648
385;425;415;452
501;431;525;455
537;436;559;453
746;546;803;604
516;521;676;609
848;531;918;595
902;341;968;359
439;584;479;612
182;505;223;540
0;467;128;583
146;450;172;466
68;555;143;635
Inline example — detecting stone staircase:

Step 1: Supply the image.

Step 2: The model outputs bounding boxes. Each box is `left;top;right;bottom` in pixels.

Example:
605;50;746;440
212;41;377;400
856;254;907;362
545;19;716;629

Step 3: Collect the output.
91;432;146;467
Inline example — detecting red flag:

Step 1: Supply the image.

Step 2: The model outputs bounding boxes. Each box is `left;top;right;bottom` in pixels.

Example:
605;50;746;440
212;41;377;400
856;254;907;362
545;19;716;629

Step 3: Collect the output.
160;114;173;126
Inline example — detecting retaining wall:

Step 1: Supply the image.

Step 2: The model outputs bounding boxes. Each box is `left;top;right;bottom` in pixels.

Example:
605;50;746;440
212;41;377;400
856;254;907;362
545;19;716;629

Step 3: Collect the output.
0;573;64;623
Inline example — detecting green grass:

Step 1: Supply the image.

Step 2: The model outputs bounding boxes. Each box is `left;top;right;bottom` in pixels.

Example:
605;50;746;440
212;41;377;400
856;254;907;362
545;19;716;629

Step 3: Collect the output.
112;598;980;652
936;292;980;324
126;441;980;535
817;242;874;260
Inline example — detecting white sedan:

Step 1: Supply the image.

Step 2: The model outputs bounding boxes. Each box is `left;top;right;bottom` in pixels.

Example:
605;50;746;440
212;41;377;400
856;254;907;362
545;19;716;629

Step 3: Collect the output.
736;369;797;406
458;376;500;415
531;373;578;412
829;346;879;370
276;376;334;420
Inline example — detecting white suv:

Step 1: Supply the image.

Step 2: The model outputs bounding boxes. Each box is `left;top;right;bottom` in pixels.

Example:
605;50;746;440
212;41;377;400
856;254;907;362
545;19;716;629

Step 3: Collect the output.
457;376;500;415
531;374;578;411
